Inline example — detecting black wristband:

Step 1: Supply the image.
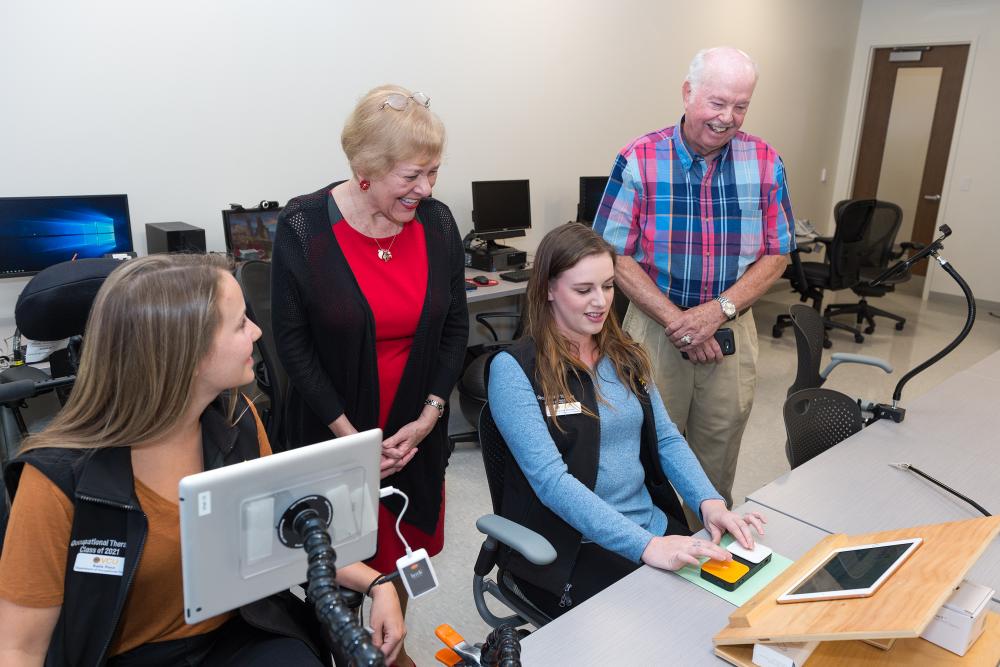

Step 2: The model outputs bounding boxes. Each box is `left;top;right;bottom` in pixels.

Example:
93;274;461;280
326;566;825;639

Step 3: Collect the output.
366;574;387;598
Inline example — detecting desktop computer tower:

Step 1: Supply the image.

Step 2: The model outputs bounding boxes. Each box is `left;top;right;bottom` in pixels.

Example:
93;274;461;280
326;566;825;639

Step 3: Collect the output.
465;246;527;272
146;222;207;254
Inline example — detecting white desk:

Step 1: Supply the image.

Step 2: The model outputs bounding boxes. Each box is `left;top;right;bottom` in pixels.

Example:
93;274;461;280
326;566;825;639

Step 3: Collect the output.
518;352;1000;663
463;268;528;304
964;348;1000;381
749;350;1000;600
520;501;828;665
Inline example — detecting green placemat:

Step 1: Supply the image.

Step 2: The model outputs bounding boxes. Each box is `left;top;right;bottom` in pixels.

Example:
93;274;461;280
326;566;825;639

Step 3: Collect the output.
674;535;793;607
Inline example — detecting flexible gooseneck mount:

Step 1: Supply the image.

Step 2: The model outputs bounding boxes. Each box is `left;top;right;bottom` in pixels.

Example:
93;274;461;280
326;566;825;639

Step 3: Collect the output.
293;508;385;667
480;625;523;667
867;224;976;423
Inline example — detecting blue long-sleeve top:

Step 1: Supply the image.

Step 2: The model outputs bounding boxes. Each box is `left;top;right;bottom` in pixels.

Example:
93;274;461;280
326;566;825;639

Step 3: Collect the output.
488;352;723;563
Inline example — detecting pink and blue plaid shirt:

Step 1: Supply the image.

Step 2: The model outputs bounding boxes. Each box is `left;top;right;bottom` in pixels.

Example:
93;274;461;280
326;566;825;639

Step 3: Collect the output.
594;119;795;308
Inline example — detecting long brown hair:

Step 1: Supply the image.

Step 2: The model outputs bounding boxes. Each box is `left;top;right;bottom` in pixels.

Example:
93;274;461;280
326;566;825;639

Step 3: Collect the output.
20;253;236;453
524;223;653;424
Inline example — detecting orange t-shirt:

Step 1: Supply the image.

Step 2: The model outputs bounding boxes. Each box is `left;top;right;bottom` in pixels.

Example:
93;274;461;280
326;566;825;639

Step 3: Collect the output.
0;406;272;657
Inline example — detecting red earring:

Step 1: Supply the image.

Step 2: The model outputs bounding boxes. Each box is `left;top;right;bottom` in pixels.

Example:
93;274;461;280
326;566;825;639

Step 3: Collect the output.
359;179;370;191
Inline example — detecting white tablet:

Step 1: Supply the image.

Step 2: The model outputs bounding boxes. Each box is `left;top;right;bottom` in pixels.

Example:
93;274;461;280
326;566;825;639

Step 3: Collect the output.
777;538;922;604
179;429;381;623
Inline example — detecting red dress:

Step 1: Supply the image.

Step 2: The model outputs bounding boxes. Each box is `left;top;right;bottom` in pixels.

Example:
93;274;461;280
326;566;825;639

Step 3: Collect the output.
333;217;446;573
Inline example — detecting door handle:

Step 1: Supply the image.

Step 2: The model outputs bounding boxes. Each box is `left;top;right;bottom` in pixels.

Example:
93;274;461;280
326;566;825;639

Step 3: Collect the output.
923;194;942;201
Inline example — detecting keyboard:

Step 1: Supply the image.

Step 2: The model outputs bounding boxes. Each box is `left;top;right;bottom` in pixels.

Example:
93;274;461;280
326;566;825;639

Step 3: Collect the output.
498;268;533;282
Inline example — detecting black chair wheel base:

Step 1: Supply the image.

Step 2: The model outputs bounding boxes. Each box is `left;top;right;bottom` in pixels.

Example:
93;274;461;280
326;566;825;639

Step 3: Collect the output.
864;325;875;335
822;338;833;349
772;325;784;339
895;321;905;331
854;333;865;344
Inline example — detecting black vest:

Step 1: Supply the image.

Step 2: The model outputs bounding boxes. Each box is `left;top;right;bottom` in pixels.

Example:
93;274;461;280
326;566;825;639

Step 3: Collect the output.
494;339;688;601
2;395;327;667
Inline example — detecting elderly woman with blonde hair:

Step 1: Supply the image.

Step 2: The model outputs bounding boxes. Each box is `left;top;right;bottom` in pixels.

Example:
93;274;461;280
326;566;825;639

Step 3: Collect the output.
272;85;468;666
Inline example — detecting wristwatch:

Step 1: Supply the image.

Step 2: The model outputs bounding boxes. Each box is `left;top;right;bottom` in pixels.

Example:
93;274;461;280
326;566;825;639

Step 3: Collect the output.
715;295;737;320
424;398;445;418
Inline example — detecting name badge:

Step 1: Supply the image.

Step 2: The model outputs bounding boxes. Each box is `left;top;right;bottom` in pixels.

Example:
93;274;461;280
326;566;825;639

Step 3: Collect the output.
545;401;582;417
73;552;125;576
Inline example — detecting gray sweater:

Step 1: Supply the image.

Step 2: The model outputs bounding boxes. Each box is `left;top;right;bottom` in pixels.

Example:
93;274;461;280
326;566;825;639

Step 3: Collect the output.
489;352;722;562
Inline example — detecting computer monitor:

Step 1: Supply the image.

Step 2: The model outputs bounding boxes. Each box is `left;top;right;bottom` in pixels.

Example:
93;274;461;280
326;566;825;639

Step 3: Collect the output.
222;206;282;261
577;176;609;225
471;179;531;242
179;428;380;623
0;194;134;278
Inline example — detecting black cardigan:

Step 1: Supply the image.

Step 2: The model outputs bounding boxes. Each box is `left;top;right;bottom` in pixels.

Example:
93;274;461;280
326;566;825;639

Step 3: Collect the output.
271;181;469;533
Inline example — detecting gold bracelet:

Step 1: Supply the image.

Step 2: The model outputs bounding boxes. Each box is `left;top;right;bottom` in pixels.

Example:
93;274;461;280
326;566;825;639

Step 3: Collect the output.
424;398;445;418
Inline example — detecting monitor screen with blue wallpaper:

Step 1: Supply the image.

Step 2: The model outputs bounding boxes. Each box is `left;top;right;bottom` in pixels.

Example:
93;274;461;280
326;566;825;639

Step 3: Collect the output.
0;194;134;278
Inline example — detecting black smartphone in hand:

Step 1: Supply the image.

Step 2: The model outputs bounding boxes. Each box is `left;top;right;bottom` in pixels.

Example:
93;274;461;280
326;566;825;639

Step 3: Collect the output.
681;328;735;359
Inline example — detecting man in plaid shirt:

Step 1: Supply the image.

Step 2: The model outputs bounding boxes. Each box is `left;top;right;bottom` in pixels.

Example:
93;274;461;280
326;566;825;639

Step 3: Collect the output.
594;47;795;511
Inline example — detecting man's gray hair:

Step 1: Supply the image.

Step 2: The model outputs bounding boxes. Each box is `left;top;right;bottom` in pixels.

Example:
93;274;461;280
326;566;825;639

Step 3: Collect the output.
686;47;759;92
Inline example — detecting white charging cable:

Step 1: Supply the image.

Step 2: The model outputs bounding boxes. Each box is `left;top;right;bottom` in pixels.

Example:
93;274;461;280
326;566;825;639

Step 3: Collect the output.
378;486;412;555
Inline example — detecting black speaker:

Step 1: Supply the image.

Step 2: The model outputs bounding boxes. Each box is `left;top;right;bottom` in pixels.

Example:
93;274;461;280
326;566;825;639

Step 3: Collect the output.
145;222;206;254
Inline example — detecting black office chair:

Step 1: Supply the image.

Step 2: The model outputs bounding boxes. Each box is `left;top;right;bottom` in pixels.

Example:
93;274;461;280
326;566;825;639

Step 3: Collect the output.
234;260;288;450
449;312;523;448
783;388;864;469
772;198;887;346
824;199;922;335
787;304;892;397
473;403;557;629
2;258;122;548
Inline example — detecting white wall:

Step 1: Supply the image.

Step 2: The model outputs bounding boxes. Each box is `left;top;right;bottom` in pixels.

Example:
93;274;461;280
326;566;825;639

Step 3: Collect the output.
831;0;1000;304
0;0;862;332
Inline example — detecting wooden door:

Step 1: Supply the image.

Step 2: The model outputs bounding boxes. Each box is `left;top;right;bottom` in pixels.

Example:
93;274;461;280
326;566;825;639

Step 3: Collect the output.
851;44;968;276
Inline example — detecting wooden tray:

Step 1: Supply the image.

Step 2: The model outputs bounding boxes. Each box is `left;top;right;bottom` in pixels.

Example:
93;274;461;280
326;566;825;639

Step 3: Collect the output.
713;516;1000;645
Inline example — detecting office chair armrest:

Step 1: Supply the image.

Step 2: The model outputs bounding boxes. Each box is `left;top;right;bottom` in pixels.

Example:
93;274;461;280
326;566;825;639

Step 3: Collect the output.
821;353;893;380
475;312;523;342
476;514;556;566
784;249;810;297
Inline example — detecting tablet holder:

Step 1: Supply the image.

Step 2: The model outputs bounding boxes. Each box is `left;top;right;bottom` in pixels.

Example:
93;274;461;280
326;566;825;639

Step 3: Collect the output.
868;225;975;424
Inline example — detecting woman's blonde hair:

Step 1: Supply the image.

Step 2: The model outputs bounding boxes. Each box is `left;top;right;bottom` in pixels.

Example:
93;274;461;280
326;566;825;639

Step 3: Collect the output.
525;223;653;426
341;84;445;180
20;253;236;453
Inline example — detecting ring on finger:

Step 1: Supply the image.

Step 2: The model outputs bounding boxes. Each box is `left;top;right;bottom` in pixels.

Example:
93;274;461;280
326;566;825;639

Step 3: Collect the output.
681;334;693;345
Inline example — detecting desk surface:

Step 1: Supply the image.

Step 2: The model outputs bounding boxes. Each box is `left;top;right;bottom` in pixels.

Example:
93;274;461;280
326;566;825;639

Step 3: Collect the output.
464;268;528;304
965;348;1000;381
520;501;827;665
520;352;1000;663
749;351;1000;600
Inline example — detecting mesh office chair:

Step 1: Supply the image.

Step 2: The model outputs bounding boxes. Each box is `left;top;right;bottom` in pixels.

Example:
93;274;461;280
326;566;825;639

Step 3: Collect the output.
783;388;864;469
450;312;524;448
787;304;892;397
824;199;922;335
473;403;557;629
772;199;888;346
234;260;289;450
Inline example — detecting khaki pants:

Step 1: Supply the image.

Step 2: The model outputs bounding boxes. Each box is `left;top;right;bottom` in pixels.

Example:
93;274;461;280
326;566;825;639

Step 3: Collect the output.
623;304;759;511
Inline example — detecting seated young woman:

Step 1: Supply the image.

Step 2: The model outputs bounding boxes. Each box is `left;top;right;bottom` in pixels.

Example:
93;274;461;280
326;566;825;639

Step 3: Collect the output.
0;254;404;666
488;223;766;617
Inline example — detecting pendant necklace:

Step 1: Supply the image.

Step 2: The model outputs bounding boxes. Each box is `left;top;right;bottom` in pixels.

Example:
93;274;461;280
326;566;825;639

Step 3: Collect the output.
374;228;401;262
348;182;403;262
